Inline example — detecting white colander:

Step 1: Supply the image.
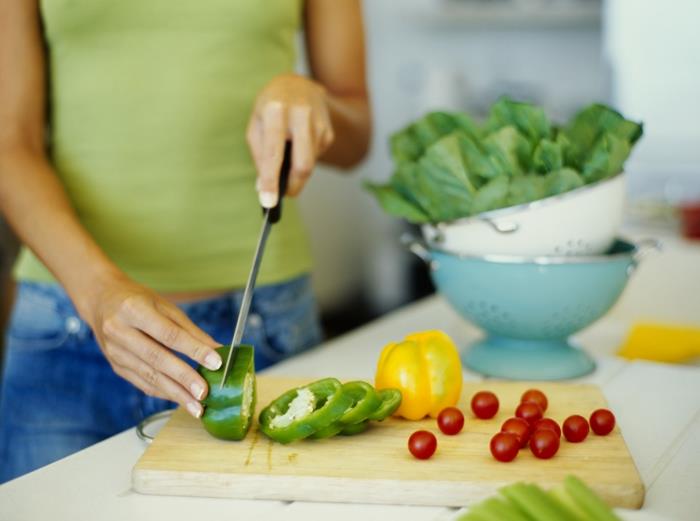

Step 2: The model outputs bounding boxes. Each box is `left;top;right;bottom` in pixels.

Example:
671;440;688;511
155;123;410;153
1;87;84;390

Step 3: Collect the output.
422;173;626;256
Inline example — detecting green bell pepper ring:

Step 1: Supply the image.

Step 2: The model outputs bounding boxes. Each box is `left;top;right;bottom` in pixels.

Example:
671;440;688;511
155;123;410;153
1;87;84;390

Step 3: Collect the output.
259;378;353;444
340;421;369;436
308;422;344;440
309;381;380;439
338;381;382;425
198;345;256;441
367;388;402;421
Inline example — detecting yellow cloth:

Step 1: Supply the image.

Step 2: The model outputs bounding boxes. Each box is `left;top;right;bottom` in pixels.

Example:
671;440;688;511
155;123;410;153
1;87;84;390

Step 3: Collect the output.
14;0;312;291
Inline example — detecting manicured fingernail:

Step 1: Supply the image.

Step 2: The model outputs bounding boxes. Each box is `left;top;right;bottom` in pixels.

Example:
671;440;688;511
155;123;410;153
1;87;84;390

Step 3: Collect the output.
259;191;278;208
190;382;206;400
186;402;202;418
205;352;222;370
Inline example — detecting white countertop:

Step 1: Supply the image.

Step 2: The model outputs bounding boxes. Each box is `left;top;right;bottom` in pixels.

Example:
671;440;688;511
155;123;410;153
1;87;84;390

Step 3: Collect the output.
1;233;699;521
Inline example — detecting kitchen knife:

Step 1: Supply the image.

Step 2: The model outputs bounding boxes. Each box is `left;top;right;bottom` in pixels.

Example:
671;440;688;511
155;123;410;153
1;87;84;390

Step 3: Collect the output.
220;141;292;387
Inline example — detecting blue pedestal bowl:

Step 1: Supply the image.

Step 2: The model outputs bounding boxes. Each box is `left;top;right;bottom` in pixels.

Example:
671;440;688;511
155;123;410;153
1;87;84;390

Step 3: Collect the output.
406;238;656;380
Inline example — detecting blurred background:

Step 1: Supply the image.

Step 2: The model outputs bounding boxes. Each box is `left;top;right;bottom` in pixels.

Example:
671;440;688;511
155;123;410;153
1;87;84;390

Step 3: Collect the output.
0;0;698;343
296;0;700;337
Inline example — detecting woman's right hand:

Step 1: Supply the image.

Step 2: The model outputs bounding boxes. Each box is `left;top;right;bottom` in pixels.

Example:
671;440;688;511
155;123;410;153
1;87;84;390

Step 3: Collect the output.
82;274;222;418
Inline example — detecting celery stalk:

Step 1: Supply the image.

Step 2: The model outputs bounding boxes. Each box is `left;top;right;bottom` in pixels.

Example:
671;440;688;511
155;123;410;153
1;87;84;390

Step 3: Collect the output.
500;483;572;520
472;497;533;521
455;508;494;521
564;476;622;521
548;485;590;521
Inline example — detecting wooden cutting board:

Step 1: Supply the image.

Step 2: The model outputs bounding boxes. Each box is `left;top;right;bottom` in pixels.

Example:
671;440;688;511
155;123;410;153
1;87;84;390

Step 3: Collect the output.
132;377;644;508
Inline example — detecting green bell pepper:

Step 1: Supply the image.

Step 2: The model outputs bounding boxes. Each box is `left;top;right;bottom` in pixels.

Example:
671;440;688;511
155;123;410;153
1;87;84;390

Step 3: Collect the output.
367;388;402;421
259;378;353;444
197;345;256;441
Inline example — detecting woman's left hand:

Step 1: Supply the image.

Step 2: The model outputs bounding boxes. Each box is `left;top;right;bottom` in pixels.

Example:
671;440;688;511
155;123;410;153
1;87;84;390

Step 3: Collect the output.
246;74;334;208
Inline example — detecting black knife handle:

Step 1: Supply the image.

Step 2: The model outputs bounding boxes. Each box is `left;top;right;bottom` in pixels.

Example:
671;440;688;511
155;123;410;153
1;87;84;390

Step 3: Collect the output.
268;140;292;224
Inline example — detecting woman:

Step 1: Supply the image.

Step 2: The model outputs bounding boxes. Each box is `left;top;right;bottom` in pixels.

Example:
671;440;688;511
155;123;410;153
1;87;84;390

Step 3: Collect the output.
0;0;370;483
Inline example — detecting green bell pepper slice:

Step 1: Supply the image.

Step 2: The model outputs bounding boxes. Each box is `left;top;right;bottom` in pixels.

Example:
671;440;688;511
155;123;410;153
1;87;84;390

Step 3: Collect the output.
259;378;353;444
308;422;344;440
367;388;402;421
338;381;382;424
198;345;256;441
309;381;381;439
339;421;369;436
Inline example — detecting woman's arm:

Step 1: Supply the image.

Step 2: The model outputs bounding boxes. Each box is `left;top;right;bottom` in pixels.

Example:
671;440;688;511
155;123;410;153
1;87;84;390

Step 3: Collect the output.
305;0;371;168
247;0;371;206
0;0;220;417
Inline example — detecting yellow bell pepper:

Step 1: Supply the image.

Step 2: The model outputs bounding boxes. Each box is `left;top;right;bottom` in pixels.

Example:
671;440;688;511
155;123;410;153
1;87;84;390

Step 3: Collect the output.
618;322;700;364
375;330;463;420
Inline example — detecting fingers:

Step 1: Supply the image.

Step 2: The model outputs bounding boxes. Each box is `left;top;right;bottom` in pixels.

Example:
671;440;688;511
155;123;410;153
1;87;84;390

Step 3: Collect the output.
110;346;204;418
246;117;265;181
123;297;221;372
107;323;210;402
157;301;219;349
258;102;287;208
252;103;334;199
246;76;336;205
317;118;335;154
113;365;168;400
288;107;314;197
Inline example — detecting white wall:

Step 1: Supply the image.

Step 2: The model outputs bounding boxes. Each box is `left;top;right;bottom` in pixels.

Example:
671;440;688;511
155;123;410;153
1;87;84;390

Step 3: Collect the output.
604;0;700;202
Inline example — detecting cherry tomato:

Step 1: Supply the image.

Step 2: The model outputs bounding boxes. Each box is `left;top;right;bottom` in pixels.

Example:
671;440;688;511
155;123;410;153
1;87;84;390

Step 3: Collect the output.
408;430;437;460
532;418;561;438
501;417;531;448
563;415;590;443
521;389;548;413
515;402;543;425
590;409;616;436
437;407;465;435
490;432;520;462
529;429;560;459
471;391;499;419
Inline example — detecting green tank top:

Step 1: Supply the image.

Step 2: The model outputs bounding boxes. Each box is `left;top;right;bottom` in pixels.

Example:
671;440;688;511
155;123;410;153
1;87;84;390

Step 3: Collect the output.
15;0;312;292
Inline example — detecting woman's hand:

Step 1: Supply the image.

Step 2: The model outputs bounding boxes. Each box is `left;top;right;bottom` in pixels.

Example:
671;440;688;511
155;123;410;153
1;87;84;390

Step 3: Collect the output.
83;274;222;418
246;73;335;208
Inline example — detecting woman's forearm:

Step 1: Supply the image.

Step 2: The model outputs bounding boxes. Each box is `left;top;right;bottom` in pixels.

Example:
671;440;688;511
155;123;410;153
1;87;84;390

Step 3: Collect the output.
303;0;371;171
0;145;123;319
322;93;371;169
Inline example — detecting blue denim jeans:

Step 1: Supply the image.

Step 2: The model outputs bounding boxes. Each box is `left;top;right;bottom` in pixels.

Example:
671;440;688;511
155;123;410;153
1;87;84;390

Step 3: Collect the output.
0;275;322;483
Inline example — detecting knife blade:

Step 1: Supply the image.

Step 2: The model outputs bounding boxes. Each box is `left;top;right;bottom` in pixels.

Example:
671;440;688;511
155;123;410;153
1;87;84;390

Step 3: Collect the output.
220;141;292;387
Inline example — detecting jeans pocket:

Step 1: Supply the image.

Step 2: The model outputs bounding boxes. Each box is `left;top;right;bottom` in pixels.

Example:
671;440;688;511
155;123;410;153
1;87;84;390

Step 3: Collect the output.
6;283;70;352
251;275;323;360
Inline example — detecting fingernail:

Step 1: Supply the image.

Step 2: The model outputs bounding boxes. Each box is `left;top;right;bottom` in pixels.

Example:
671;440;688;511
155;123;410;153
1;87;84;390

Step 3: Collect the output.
255;178;261;191
259;191;278;208
186;402;202;418
190;382;206;400
205;352;222;370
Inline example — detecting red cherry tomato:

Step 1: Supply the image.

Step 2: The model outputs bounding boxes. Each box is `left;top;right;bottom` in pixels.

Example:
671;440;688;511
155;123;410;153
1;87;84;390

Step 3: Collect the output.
490;432;520;462
437;407;465;435
515;402;543;425
408;430;437;460
471;391;499;419
532;418;561;438
529;429;560;459
563;415;590;443
521;389;548;413
501;417;531;448
590;409;616;436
